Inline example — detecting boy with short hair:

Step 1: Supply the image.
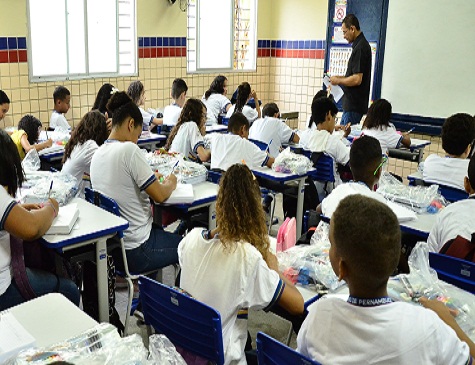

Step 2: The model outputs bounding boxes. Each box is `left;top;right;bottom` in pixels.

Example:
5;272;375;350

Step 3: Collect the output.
298;195;475;364
163;78;188;127
423;113;475;190
49;86;71;129
210;112;274;171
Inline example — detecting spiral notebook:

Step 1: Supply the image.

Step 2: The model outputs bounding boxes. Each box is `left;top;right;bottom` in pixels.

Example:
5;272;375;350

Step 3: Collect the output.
0;311;36;362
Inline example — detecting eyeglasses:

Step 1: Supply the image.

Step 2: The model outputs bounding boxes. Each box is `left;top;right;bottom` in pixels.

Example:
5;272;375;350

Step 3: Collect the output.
373;156;388;176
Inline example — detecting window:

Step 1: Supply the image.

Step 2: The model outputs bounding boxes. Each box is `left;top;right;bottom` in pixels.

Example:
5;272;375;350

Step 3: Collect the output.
27;0;137;81
187;0;258;73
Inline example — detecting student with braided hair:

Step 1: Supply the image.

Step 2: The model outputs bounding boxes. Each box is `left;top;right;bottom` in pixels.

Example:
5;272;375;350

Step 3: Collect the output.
226;81;261;123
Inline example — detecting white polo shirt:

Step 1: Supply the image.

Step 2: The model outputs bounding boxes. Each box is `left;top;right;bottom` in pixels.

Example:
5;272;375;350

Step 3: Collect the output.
202;94;231;125
249;117;295;158
0;187;15;295
363;124;403;153
163;104;182;126
49;111;71;130
225;105;258;123
422;154;469;190
168;122;205;160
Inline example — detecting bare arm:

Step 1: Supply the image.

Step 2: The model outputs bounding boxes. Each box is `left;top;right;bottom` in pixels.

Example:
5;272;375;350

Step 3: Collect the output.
292;133;300;143
150;117;163;126
145;173;177;203
251;90;261;119
400;133;411;148
21;134;52;153
330;73;363;87
265;156;275;168
197;145;211;162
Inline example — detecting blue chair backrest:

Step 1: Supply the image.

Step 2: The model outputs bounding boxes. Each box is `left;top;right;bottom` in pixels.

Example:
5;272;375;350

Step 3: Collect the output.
249;138;268;151
310;154;335;183
207;170;223;184
256;332;321;365
139;276;225;365
437;185;469;203
429;252;475;294
84;187;120;217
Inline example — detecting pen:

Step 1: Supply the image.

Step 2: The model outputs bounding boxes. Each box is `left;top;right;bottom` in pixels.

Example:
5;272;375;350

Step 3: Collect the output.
46;130;49;139
406;127;415;134
47;180;53;199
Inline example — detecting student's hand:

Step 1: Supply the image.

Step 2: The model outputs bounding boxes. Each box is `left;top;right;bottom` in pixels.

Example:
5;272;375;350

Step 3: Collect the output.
343;123;351;138
49;198;60;213
251;90;258;100
21;203;42;211
265;251;280;272
165;173;178;189
154;171;164;180
419;297;459;325
45;138;53;147
330;76;340;85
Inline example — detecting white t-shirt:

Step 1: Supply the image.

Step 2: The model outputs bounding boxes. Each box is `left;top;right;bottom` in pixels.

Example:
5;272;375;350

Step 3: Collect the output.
140;107;154;130
202;94;231;125
90;141;156;248
297;296;471;365
168;122;205;160
62;140;99;197
178;228;283;365
225;105;258;123
49;111;71;129
249;117;295;158
163;104;182;126
363;124;403;153
210;133;270;171
427;197;475;252
0;187;15;296
422;154;469;190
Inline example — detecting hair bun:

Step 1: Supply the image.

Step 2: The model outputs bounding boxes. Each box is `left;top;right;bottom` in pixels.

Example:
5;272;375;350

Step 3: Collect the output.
106;91;132;114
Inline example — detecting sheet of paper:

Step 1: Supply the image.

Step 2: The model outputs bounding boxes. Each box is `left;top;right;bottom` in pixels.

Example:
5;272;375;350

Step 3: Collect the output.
323;75;344;103
0;312;36;362
163;183;194;204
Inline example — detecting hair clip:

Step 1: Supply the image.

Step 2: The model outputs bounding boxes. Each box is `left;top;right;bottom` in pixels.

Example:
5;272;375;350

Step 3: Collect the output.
110;87;119;95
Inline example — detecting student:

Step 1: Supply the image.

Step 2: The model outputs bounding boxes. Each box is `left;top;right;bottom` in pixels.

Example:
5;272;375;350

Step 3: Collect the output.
165;98;210;162
127;80;162;130
362;99;411;153
92;83;116;115
297;195;475;364
10;115;53;160
299;97;351;187
202;75;232;125
249;102;300;158
0;129;80;310
306;90;332;131
179;163;304;365
0;90;10;121
90;92;181;273
210;112;274;171
422;113;475;190
62;110;109;197
163;78;188;127
49;86;71;130
427;153;475;253
225;82;261;123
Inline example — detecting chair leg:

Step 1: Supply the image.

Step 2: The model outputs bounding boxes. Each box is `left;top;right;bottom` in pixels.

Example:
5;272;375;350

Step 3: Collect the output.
268;192;277;235
124;277;134;336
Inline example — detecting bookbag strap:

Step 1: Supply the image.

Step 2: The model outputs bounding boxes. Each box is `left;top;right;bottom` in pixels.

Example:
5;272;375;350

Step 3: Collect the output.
10;235;37;300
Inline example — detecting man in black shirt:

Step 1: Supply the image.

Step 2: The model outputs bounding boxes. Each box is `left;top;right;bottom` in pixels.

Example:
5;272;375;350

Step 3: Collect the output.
330;14;372;126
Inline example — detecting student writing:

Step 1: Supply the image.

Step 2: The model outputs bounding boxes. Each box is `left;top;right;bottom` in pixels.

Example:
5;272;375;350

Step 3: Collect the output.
10;115;53;160
202;75;232;125
226;81;261;123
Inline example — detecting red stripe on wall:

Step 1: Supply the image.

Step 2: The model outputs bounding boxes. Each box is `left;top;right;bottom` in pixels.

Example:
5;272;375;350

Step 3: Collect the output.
0;50;8;63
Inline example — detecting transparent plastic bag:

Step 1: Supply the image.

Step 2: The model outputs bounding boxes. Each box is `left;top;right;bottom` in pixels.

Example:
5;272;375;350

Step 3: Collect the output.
23;172;78;206
144;149;181;173
52;127;70;144
272;147;313;175
22;149;41;172
148;335;186;365
172;160;208;184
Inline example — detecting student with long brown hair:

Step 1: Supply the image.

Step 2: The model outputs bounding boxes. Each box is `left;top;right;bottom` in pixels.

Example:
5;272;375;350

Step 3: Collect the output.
226;81;261;123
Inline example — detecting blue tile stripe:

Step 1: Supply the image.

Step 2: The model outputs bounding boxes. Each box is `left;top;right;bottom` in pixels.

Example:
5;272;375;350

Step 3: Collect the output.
0;37;27;51
138;37;187;48
260;39;326;50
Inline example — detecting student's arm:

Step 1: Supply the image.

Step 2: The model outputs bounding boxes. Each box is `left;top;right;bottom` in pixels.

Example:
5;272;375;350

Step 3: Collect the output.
330;73;363;87
224;103;232;112
400;133;411;148
265;156;275;168
145;173;177;203
20;133;52;153
316;203;322;214
197;145;211;162
292;134;300;143
251;90;261;119
150;116;163;126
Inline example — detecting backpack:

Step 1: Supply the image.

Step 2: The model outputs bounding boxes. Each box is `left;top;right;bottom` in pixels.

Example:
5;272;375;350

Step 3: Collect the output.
440;234;475;262
276;217;296;252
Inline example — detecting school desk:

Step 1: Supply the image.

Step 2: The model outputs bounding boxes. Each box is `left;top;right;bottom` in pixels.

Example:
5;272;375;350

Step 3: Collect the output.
205;124;228;134
388;138;431;164
41;198;129;322
137;132;166;150
399;211;438;239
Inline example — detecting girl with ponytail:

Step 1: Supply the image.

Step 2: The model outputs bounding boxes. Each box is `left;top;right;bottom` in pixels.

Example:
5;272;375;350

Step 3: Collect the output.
225;82;261;123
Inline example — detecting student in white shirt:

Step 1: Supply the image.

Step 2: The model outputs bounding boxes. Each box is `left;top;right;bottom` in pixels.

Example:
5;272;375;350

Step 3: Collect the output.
92;83;116;132
165;98;210;162
163;78;188;127
249;102;299;158
225;82;261;124
0;129;79;311
202;75;232;125
297;195;475;365
90;92;181;274
49;86;71;130
427;153;475;253
422;113;475;190
210;112;274;171
362;98;411;153
0;90;10;121
179;164;304;365
62;110;109;197
127;80;163;131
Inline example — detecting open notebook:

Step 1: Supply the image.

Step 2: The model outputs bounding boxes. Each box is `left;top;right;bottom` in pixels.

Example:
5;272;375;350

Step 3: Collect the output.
0;312;36;363
45;203;79;235
163;183;194;204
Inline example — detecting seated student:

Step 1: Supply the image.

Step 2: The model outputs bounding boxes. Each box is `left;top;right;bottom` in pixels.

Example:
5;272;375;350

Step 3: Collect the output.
163;78;188;127
210;112;274;171
225;82;261;123
92;83;116;132
0;129;80;310
249;102;300;158
297;195;475;364
179;164;304;365
62;110;109;197
127;80;162;130
299;97;351;187
165;98;210;162
202;75;232;125
306;90;332;131
427;153;475;253
0;90;10;121
422;113;475;190
362;99;411;153
49;86;71;130
90;92;181;273
10;115;53;160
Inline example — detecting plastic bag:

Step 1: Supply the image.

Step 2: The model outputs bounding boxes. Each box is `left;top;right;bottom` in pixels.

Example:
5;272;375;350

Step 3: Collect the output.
22;172;78;206
148;335;186;365
272;147;313;175
52;127;70;144
22;149;41;172
144;149;180;173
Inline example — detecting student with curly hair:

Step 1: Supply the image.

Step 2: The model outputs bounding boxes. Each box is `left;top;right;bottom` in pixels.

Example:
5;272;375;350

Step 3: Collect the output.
178;163;304;365
202;75;232;125
225;81;261;123
10;115;53;160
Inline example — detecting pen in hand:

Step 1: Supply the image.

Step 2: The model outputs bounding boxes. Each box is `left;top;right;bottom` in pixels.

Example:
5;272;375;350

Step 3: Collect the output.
47;180;53;199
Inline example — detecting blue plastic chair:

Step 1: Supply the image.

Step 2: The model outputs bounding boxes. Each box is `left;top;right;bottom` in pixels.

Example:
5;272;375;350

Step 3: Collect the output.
429;252;475;294
408;177;468;202
256;332;321;365
139;276;225;365
207;170;223;184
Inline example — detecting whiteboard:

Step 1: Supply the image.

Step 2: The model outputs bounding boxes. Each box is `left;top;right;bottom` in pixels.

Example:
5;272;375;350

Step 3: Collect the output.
381;0;475;119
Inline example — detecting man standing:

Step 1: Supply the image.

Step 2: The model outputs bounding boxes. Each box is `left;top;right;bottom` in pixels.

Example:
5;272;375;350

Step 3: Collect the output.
330;14;372;126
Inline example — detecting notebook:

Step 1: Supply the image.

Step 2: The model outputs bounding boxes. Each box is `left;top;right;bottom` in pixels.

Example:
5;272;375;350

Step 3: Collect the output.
0;312;36;363
386;201;417;222
163;183;194;204
45;203;80;235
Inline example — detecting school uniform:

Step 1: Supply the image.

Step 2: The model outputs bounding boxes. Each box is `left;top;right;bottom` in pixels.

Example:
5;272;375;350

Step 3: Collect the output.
178;228;284;365
210;133;269;171
168;122;205;160
163;103;182;126
49;111;71;129
427;196;475;252
225;105;258;123
362;124;403;153
202;93;231;125
422;154;469;190
249;117;295;158
10;129;27;159
297;296;470;365
139;107;154;130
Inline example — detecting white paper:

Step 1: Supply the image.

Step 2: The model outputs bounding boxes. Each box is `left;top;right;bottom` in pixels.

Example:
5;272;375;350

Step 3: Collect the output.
163;183;194;204
386;201;417;222
0;312;36;362
46;203;79;235
323;75;344;103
